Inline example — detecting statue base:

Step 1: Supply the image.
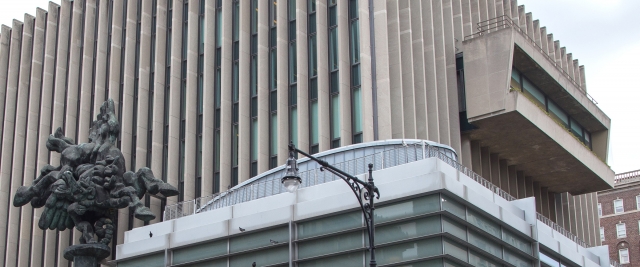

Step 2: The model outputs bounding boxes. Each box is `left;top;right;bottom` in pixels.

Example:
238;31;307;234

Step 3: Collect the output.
63;243;111;267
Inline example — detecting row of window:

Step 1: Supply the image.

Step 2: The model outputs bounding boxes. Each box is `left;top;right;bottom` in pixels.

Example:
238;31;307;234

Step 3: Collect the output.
600;221;640;240
511;68;592;149
597;197;640;216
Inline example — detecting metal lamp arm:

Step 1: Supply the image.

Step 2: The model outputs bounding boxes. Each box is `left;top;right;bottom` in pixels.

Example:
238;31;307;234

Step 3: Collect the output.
289;144;370;188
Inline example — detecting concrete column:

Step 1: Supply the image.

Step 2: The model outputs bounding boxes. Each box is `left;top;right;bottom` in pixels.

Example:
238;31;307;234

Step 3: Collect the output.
257;0;269;173
237;0;251;183
121;0;139;189
566;53;574;80
525;176;533;198
478;0;488;22
182;0;198;201
167;0;184;202
0;19;23;267
78;0;97;146
494;0;503;17
337;0;352;146
480;147;490;179
517;5;526;34
486;0;496;25
135;0;153;226
559;192;570;230
421;1;440;142
553;40;562;68
0;26;10;137
94;0;109;115
451;0;463;46
489;153;500;186
296;0;310;151
470;141;481;175
398;1;415;138
201;0;215;197
590;193;600;246
461;0;472;38
433;0;454;147
218;0;232;190
509;0;518;26
316;0;330;152
525;12;533;40
560;47;568;73
576;194;587;243
508;166;517;198
150;0;168;223
548;192;556;222
460;135;472;168
567;193;578;234
18;9;47;266
442;0;462;156
532;19;540;47
579;65;587;92
502;0;511;20
469;0;480;33
357;0;375;142
5;15;34;267
31;4;60;265
547;34;555;58
41;3;61;265
540;27;548;56
108;0;124;112
573;59;581;88
386;0;404;139
541;187;550;218
277;0;290;163
499;159;509;192
516;171;525;198
372;0;391;140
533;182;541;212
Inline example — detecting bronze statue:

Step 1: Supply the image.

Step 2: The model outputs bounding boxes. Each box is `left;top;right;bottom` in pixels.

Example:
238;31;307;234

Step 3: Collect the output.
13;99;178;264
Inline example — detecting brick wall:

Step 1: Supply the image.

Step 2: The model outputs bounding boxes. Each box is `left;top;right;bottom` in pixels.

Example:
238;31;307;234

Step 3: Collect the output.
599;182;640;267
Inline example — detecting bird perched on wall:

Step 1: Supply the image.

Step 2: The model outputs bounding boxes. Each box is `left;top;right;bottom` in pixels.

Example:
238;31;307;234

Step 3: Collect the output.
239;227;245;232
149;231;153;238
270;239;279;245
252;262;256;267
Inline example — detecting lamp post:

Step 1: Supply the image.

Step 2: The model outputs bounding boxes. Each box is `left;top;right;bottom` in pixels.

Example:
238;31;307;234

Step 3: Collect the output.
281;142;380;267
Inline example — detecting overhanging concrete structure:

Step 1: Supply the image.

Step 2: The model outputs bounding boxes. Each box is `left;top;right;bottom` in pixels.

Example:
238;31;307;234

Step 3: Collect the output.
461;25;614;195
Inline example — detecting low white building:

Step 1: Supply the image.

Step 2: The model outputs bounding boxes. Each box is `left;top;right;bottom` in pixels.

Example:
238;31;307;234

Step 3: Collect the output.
115;140;610;267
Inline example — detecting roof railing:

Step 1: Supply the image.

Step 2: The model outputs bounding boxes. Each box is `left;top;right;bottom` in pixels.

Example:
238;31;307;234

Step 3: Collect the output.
614;169;640;185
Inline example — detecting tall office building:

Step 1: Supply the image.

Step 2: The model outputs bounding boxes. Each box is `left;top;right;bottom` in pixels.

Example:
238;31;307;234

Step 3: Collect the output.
0;0;613;266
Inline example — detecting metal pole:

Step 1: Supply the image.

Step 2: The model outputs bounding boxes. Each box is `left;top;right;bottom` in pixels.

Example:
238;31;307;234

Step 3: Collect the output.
368;164;377;267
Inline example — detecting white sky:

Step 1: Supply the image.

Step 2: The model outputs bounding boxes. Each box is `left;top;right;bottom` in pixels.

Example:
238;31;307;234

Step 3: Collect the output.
0;0;638;173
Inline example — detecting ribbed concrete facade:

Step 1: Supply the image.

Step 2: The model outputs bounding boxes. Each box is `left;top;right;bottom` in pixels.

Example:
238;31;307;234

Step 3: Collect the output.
0;0;611;265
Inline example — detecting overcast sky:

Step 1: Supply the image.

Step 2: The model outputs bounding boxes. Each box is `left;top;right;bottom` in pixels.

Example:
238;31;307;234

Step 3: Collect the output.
0;0;638;174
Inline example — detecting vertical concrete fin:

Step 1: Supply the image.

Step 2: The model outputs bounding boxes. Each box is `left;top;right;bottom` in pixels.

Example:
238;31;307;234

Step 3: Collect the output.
499;159;509;192
573;59;581;88
553;40;562;68
507;166;517;198
276;0;290;165
532;19;540;47
579;65;587;92
494;0;503;17
337;0;353;146
517;5;526;34
489;153;500;189
470;0;480;33
509;0;518;25
547;34;555;59
533;182;541;213
502;0;511;20
238;0;253;185
480;147;491;180
560;46;568;73
566;53;574;80
422;0;439;141
461;0;473;39
525;12;533;39
398;0;416;138
257;0;269;173
516;171;525;198
386;0;404;139
316;0;330;152
410;0;428;140
470;141;482;175
478;0;488;23
372;0;392;140
539;26;548;56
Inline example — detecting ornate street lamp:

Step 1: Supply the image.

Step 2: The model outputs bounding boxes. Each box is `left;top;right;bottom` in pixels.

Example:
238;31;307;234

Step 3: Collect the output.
281;142;380;267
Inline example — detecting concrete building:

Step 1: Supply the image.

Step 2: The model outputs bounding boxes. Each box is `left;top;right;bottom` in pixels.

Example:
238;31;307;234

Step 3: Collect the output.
115;140;611;267
598;170;640;267
0;0;613;266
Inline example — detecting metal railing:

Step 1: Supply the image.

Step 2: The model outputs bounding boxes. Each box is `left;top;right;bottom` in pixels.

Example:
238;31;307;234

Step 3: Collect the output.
614;169;640;185
464;15;599;106
536;212;590;248
164;142;515;220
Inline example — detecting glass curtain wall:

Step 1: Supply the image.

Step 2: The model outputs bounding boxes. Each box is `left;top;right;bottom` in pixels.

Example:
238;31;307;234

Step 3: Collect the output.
328;0;339;148
213;0;222;193
231;0;240;186
349;0;362;143
178;0;188;202
308;0;318;154
269;1;278;168
196;0;205;198
250;0;258;177
288;0;298;149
